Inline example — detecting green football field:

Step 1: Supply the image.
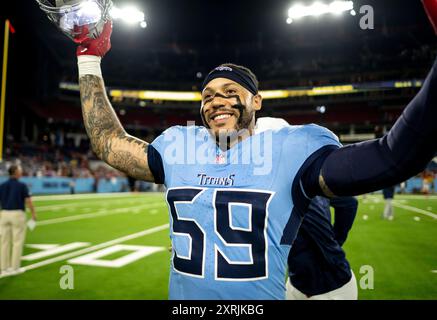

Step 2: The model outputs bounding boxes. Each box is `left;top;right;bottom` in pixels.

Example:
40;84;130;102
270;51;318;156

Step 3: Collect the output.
0;192;435;300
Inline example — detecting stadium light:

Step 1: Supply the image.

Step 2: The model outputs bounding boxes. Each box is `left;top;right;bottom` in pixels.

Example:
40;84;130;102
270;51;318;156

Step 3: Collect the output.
110;5;147;28
287;1;354;22
316;105;327;114
79;0;102;22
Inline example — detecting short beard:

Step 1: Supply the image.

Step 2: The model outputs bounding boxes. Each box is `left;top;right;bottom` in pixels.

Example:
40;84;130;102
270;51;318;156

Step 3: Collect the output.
203;95;256;150
214;110;254;151
234;107;255;132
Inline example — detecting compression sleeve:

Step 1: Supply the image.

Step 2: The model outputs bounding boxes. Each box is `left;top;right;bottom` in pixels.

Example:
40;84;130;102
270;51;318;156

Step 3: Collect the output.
147;144;165;184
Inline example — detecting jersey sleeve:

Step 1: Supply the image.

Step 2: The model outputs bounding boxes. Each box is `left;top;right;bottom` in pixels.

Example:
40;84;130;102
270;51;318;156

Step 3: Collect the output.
281;125;342;211
147;126;188;186
280;124;342;181
299;125;343;197
300;124;342;155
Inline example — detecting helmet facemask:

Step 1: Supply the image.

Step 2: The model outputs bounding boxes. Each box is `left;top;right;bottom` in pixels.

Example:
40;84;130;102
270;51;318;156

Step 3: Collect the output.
35;0;112;43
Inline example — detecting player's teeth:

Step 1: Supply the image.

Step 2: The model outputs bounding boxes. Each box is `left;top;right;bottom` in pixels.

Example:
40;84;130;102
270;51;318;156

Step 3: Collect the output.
215;114;231;120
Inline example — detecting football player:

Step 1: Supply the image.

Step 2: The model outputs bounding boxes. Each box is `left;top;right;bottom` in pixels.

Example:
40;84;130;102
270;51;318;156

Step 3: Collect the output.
72;1;437;299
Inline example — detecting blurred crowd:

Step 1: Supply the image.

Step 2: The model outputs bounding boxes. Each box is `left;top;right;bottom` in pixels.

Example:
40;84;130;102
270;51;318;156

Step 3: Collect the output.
1;141;125;180
1;142;435;194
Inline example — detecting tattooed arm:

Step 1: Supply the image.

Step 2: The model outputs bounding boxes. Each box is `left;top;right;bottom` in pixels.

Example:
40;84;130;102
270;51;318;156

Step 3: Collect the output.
79;75;155;182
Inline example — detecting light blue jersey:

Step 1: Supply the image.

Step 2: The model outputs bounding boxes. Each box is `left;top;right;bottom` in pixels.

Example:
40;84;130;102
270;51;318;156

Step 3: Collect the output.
149;124;341;299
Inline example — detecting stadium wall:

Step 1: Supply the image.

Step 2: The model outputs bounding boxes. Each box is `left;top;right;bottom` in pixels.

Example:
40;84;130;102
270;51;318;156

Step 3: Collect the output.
0;177;129;195
0;176;434;196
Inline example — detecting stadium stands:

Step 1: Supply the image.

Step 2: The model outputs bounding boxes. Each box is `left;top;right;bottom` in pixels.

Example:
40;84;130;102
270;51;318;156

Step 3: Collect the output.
2;0;436;194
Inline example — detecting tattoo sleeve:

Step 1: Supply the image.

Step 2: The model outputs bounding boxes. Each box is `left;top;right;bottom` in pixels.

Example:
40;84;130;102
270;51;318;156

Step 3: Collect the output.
79;75;155;182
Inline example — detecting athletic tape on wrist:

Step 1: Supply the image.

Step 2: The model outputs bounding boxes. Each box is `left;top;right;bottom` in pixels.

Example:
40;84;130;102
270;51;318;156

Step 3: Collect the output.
77;55;102;78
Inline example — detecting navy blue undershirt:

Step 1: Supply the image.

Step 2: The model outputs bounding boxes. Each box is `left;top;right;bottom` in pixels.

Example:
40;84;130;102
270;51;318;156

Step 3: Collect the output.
0;178;30;211
288;196;358;296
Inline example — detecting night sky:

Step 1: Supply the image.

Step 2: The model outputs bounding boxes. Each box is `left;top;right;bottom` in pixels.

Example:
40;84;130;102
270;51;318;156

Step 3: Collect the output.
1;1;435;101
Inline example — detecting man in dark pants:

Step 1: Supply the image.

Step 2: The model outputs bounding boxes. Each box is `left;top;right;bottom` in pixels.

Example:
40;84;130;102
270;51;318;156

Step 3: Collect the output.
0;165;37;276
286;196;359;300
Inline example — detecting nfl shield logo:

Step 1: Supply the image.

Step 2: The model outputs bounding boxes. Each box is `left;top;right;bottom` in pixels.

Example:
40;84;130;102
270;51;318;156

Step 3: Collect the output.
215;153;226;164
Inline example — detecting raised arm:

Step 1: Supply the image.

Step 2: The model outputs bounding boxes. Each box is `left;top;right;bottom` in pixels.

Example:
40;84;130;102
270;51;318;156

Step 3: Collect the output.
79;74;154;181
77;22;155;182
302;55;437;198
315;55;437;197
302;2;437;198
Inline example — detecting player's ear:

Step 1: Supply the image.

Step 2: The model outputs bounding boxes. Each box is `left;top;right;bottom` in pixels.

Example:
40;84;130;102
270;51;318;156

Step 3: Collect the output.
252;94;263;111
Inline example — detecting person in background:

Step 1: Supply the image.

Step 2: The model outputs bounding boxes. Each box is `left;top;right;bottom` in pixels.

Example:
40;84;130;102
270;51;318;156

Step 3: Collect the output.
399;181;407;194
0;165;37;276
421;170;434;195
127;176;138;192
69;178;76;195
286;196;359;300
382;186;396;221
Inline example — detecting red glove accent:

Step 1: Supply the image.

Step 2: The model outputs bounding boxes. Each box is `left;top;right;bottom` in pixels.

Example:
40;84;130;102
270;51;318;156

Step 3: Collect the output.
423;0;437;35
72;25;91;45
76;21;113;57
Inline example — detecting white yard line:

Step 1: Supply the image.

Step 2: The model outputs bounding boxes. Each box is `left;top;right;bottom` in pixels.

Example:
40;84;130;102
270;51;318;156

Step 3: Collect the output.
32;192;164;202
22;242;91;261
35;197;150;212
0;224;169;278
35;202;88;212
363;195;437;200
392;202;437;219
32;193;136;202
36;203;165;226
393;195;437;200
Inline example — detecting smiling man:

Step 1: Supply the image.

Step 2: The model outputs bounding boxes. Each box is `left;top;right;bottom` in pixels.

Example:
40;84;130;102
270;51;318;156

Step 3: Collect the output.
200;65;261;134
67;1;437;300
198;64;264;154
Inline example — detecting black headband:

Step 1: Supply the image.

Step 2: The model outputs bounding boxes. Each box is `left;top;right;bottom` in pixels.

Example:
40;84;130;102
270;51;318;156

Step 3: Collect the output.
201;66;258;96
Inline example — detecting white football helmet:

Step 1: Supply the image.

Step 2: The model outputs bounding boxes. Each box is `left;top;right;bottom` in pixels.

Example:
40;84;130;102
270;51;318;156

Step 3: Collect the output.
35;0;112;43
